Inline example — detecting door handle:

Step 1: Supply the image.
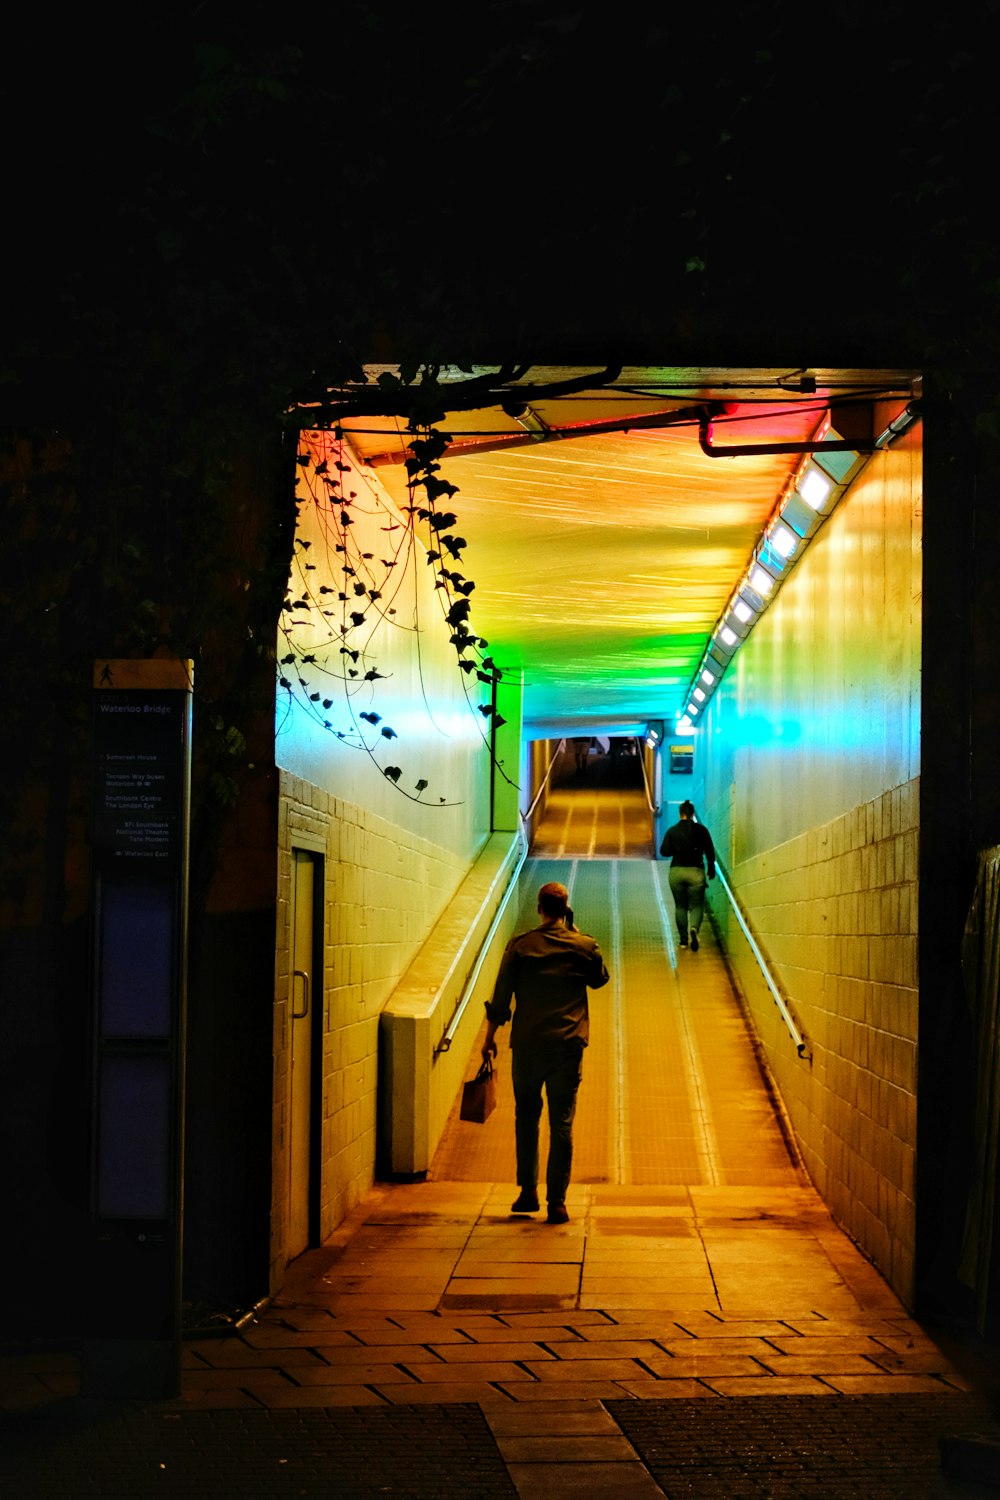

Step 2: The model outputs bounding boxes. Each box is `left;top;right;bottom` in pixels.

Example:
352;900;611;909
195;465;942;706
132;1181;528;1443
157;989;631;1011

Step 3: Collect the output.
292;968;310;1020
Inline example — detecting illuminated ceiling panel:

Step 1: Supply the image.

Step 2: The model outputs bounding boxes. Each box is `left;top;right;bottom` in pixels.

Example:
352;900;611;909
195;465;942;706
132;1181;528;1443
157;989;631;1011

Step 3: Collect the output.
331;367;918;737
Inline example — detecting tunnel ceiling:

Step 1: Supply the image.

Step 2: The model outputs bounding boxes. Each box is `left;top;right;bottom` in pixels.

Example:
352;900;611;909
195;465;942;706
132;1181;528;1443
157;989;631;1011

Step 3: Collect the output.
321;366;918;739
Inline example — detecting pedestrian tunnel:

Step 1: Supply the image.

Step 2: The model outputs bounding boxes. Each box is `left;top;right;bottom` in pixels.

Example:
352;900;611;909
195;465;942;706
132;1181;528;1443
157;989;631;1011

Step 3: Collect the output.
381;759;801;1198
270;366;932;1329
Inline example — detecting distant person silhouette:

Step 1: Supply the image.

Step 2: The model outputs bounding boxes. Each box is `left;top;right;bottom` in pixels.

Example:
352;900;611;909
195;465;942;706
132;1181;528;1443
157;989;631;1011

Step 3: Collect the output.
660;801;716;951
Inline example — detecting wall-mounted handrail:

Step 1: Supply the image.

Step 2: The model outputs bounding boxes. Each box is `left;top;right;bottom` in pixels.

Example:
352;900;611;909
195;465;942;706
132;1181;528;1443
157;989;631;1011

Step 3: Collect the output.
637;737;659;816
524;738;565;822
714;861;809;1059
434;831;529;1057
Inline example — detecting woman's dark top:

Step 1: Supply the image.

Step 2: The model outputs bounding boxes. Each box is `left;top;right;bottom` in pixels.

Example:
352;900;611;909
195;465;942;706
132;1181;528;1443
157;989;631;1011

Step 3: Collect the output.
660;818;716;877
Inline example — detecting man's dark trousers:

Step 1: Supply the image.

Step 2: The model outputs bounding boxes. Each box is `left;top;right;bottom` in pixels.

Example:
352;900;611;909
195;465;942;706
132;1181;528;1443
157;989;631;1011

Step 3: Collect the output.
512;1039;584;1205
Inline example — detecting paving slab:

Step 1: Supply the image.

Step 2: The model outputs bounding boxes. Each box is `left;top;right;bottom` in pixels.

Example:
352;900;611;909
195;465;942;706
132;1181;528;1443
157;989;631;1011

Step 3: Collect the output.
608;1393;1000;1497
0;1402;519;1496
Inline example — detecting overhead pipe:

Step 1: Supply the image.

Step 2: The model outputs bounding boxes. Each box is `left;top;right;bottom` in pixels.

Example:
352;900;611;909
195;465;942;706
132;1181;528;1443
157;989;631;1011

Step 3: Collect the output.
698;405;875;459
698;401;921;459
360;401;725;467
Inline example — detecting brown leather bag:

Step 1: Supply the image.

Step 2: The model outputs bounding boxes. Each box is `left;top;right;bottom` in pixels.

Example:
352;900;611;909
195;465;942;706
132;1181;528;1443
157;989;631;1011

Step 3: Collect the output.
460;1057;497;1124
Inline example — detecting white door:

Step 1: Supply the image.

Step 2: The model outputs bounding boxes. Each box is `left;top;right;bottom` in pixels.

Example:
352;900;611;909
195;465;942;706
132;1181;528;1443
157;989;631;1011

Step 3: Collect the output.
289;850;315;1258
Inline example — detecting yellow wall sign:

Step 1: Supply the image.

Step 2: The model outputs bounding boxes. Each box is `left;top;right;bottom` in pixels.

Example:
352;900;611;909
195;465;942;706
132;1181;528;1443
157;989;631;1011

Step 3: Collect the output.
670;744;694;774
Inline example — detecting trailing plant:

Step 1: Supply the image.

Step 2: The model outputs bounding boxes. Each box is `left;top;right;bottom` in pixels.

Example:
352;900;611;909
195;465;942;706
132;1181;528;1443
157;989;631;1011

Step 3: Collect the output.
280;407;506;805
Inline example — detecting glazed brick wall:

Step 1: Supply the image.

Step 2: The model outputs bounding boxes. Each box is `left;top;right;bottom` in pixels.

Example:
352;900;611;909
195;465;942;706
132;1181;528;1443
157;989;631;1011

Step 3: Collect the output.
718;779;919;1300
699;412;921;1304
271;771;473;1286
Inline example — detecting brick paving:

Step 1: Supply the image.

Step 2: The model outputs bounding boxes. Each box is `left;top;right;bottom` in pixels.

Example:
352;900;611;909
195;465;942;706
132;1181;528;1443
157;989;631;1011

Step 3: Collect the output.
607;1394;1000;1498
0;1402;518;1498
5;826;1000;1494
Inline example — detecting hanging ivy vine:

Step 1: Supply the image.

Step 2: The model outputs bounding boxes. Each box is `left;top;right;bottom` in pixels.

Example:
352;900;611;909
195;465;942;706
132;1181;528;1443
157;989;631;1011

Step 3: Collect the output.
278;418;508;805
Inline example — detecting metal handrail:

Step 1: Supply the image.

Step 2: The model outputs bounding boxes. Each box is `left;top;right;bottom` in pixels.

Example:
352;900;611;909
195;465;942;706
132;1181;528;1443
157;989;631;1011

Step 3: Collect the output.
434;830;529;1056
638;737;659;815
524;738;565;822
435;739;567;1057
713;861;809;1059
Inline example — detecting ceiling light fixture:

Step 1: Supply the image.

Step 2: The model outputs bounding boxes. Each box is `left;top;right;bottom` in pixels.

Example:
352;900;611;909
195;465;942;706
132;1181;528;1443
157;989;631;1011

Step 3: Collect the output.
678;397;921;725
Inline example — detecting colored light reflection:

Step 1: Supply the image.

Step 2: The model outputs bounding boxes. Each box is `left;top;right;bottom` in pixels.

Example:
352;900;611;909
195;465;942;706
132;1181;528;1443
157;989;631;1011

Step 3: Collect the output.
772;524;797;559
800;467;833;511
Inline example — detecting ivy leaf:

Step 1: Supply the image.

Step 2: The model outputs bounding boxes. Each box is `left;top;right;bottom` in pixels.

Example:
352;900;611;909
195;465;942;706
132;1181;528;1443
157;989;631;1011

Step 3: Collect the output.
478;704;494;717
309;692;321;702
425;550;440;564
364;669;386;681
381;559;397;568
427;510;458;532
441;535;467;558
354;582;367;595
322;699;333;709
350;612;366;626
360;711;382;725
281;653;296;664
494;715;507;729
425;479;458;504
455;580;475;596
384;765;402;783
368;589;381;601
380;726;397;740
458;661;475;674
279;677;292;689
415;779;428;793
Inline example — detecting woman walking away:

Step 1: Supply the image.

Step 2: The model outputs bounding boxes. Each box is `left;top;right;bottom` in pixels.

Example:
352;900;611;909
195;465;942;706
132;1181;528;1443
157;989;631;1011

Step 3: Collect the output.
660;801;716;951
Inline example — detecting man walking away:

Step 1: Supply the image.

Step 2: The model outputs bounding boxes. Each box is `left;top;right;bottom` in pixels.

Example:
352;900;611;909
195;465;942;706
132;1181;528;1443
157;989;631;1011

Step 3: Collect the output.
482;882;610;1224
660;800;716;952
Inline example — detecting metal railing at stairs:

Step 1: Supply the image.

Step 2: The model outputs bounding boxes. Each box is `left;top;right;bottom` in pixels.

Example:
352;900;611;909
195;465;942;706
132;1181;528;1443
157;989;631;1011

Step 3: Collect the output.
434;742;566;1057
713;860;810;1059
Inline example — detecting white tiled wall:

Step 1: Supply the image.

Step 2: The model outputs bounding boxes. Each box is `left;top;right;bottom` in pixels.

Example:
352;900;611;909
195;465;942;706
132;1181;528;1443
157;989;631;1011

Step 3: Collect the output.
701;411;922;1302
271;772;475;1285
718;779;919;1299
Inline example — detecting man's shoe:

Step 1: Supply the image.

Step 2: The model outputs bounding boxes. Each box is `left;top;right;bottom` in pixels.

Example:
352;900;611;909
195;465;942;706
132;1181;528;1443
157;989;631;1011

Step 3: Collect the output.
679;938;688;948
690;931;699;952
546;1203;569;1224
511;1190;540;1213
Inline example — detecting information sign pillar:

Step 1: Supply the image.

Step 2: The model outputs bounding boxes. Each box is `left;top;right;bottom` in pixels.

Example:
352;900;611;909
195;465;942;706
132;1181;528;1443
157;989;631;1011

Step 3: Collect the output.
83;658;192;1398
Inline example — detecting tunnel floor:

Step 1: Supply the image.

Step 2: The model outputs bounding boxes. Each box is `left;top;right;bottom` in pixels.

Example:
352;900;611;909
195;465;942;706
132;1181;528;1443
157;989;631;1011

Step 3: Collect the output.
7;793;1000;1500
433;855;796;1190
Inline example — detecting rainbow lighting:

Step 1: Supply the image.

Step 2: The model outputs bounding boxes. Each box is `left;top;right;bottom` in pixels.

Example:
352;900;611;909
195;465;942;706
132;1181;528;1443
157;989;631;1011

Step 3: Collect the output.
678;402;919;728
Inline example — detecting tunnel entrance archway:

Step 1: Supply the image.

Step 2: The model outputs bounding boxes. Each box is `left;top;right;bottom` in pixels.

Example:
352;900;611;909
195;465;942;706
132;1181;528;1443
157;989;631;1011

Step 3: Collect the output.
287;363;927;1311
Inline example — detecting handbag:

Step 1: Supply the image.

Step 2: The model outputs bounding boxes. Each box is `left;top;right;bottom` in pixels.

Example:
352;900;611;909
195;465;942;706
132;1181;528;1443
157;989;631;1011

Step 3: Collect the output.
460;1056;497;1124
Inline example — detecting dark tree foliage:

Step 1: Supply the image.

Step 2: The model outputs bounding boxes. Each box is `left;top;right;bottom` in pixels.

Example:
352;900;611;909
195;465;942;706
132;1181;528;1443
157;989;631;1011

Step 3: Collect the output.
2;1;999;903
